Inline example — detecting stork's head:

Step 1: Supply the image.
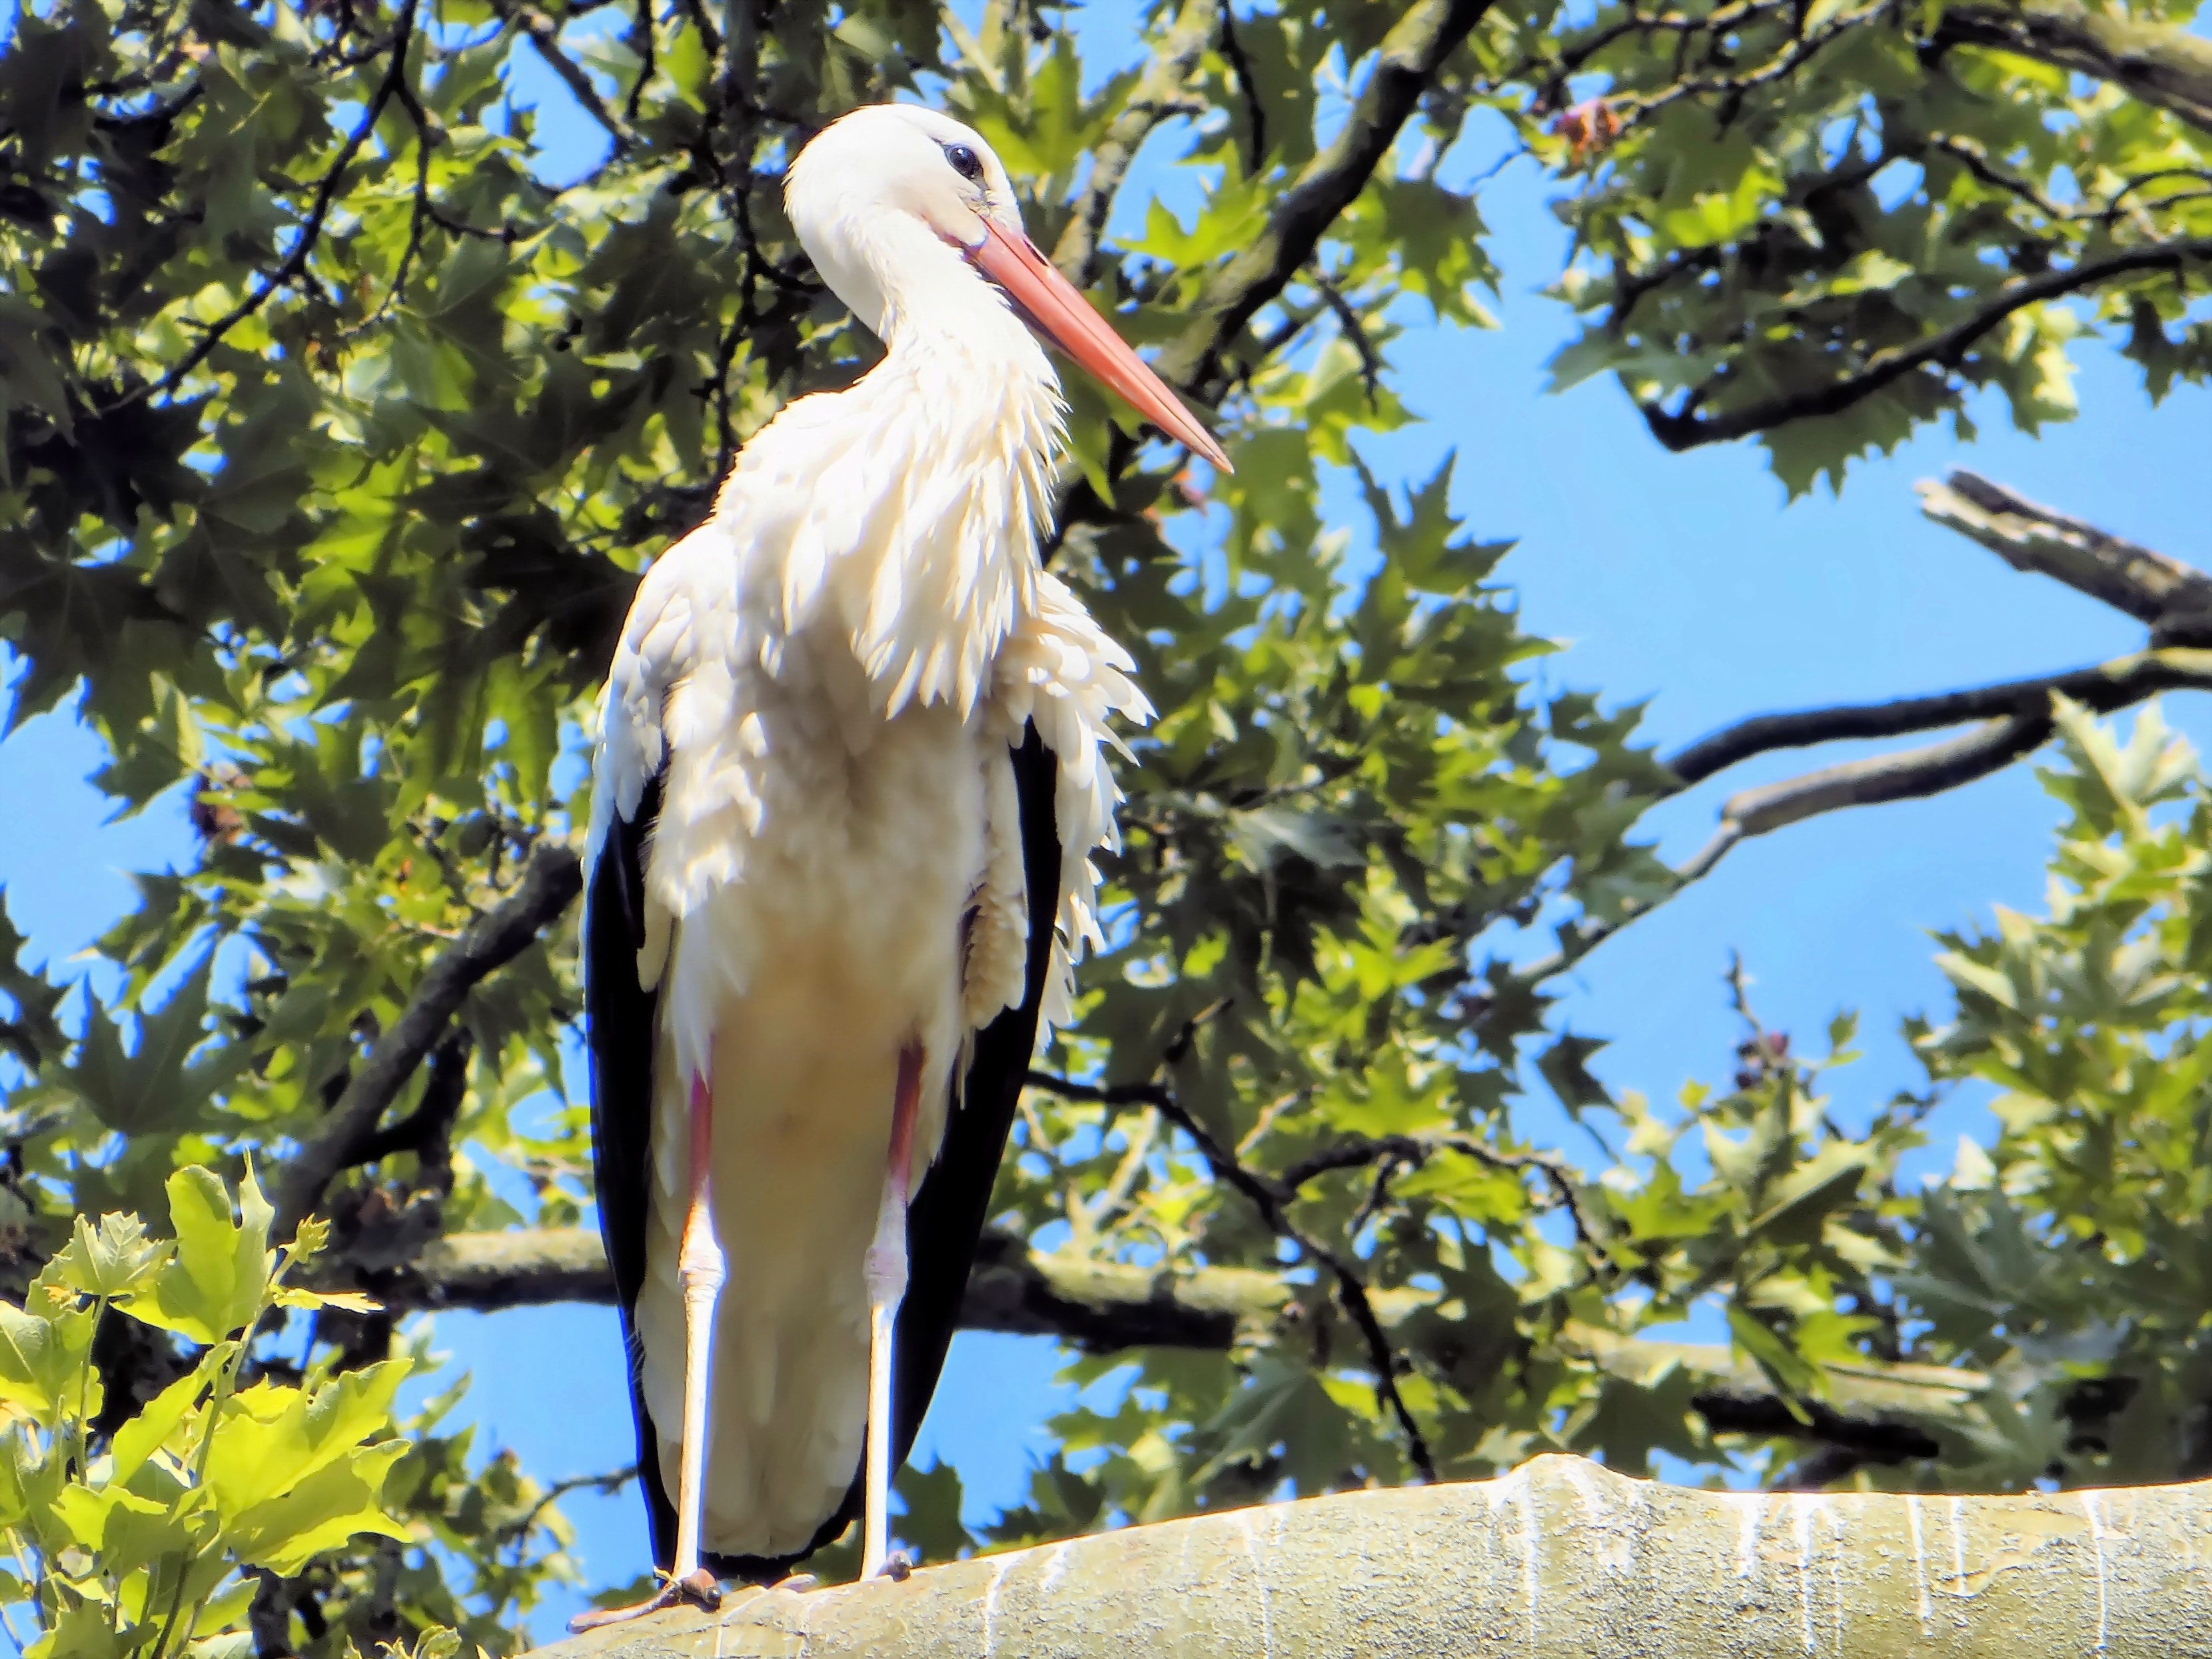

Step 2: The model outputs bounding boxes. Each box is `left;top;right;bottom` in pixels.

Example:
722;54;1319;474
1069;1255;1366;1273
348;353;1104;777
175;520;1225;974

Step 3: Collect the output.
786;104;1230;471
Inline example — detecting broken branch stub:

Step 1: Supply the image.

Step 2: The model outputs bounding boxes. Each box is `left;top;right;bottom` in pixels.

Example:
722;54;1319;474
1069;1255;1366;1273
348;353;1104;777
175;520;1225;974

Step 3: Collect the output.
533;1453;2212;1658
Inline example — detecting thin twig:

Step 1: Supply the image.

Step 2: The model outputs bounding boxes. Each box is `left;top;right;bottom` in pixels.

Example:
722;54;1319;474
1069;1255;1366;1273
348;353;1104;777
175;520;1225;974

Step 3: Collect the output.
129;0;422;404
1158;0;1494;392
494;1465;638;1552
1028;1069;1440;1482
1311;265;1384;400
275;842;582;1239
1348;1154;1404;1241
344;85;438;337
1641;237;2212;450
1924;135;2073;222
1279;1132;1603;1253
624;0;655;125
1218;4;1269;177
1601;0;1889;140
490;0;638;152
1051;0;1225;286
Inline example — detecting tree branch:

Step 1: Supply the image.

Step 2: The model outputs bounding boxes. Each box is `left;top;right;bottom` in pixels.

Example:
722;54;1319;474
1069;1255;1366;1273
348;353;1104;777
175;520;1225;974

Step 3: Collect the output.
368;1225;1989;1462
362;1221;1291;1349
340;1029;471;1173
1639;239;2212;450
1535;664;2212;986
1664;648;2212;788
1514;474;2212;987
1529;714;2051;979
374;1225;615;1310
1689;1386;1941;1471
1050;0;1222;288
275;841;582;1239
1935;0;2212;138
1916;469;2212;638
1158;0;1492;392
1712;713;2052;835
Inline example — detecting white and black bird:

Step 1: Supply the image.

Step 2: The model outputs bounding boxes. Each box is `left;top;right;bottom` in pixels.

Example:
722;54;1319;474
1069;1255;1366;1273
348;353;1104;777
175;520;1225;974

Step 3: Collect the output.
576;103;1229;1626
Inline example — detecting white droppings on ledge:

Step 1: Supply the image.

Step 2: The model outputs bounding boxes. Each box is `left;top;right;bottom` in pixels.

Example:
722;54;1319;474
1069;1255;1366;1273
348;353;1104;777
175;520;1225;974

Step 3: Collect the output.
1791;1494;1817;1654
1235;1510;1276;1659
1560;1458;1611;1523
1949;1495;1967;1598
2081;1492;2111;1657
1484;1462;1532;1516
1732;1491;1766;1582
1820;1497;1845;1657
1561;1458;1634;1577
1481;1464;1540;1650
1906;1494;1934;1634
1038;1539;1073;1598
1515;1468;1542;1652
979;1554;1013;1659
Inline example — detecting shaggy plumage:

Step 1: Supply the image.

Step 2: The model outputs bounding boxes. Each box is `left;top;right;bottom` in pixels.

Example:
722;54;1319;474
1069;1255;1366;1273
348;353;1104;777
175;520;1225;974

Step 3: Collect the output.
584;103;1166;1584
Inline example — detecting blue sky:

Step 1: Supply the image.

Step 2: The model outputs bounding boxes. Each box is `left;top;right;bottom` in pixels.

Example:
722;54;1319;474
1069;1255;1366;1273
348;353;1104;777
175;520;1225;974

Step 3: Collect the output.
3;3;2209;1636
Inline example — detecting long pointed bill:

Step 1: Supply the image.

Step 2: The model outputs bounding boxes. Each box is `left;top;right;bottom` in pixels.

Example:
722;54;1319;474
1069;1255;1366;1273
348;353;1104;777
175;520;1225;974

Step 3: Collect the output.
969;219;1232;473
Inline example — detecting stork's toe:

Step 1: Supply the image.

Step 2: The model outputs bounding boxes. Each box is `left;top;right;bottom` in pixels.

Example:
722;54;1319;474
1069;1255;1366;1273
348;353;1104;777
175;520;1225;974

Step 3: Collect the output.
676;1567;723;1608
565;1568;722;1633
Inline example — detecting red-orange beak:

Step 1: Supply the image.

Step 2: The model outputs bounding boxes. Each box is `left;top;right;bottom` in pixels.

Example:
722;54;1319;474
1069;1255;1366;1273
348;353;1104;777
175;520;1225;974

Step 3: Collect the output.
969;218;1232;474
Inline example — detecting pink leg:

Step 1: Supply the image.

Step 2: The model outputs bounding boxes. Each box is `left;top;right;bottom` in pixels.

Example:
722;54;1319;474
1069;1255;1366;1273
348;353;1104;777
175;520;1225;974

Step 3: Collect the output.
570;1071;724;1632
670;1070;726;1589
861;1042;925;1582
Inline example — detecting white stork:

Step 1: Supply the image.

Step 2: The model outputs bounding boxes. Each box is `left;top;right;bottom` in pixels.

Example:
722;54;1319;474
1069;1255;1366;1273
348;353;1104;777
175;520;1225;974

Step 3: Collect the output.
574;103;1229;1626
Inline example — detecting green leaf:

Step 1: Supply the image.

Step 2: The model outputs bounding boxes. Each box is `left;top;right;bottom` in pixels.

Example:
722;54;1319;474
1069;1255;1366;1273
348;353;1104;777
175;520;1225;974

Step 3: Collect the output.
1725;1304;1824;1402
0;1426;34;1527
126;1165;275;1346
109;1359;213;1488
892;1458;973;1565
45;953;231;1137
0;1288;92;1428
1537;1033;1612;1118
201;1360;411;1522
28;1596;127;1659
221;1440;413;1574
1743;1148;1867;1248
52;1213;171;1301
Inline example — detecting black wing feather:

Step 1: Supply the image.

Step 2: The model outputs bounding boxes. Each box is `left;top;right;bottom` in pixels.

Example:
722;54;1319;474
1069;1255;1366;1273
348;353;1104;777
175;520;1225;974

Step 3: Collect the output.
582;772;686;1571
589;727;1062;1583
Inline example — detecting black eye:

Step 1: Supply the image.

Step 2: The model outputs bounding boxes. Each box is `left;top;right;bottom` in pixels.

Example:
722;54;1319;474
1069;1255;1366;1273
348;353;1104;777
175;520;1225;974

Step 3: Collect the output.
943;143;985;182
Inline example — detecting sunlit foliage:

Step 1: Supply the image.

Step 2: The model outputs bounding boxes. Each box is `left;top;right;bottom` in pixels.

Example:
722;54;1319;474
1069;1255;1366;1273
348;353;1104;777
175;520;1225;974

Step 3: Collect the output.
1;0;2207;1646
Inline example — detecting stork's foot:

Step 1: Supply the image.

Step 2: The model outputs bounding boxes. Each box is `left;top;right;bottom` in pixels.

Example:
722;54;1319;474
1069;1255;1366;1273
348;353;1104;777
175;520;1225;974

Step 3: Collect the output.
566;1568;721;1633
877;1552;913;1582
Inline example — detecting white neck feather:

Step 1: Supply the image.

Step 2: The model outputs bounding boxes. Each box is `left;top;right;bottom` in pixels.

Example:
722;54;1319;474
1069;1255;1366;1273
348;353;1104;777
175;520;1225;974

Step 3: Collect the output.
714;213;1065;720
